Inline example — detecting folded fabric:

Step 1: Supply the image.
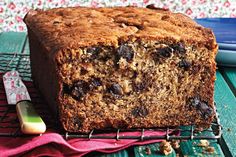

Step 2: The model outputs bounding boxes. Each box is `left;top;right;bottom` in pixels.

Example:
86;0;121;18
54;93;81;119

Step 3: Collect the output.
0;131;179;157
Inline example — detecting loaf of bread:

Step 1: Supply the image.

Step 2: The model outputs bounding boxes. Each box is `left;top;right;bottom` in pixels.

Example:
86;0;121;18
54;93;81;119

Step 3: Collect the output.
24;6;218;133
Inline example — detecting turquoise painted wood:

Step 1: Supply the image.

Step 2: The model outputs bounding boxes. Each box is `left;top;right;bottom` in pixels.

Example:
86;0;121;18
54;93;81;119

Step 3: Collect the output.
87;149;129;157
180;140;223;157
221;67;236;96
134;143;176;157
18;37;30;73
22;37;30;54
214;71;236;157
98;150;129;157
180;126;224;157
0;32;27;53
0;32;27;74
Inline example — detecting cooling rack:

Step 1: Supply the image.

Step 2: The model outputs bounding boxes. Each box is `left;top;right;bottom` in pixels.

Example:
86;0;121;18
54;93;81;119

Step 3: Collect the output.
0;52;222;140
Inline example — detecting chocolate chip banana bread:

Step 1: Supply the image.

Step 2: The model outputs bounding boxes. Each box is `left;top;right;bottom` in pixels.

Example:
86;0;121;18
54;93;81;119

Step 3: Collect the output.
24;6;218;133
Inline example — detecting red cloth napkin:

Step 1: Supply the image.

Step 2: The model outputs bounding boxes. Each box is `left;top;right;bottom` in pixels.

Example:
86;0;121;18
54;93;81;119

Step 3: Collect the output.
0;131;178;157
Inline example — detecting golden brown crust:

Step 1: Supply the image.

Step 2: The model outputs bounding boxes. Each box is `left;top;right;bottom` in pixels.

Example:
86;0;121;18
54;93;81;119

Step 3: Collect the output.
24;7;216;55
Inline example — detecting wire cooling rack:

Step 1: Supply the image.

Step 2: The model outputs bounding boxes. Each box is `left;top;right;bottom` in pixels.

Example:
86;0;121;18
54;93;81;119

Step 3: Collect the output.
0;52;222;140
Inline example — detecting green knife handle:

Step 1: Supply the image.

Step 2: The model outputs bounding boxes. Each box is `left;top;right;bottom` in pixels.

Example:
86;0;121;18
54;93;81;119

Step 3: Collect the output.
16;100;46;134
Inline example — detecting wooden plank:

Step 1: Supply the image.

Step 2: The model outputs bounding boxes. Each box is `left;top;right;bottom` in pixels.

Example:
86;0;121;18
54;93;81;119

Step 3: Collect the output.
0;32;27;73
99;150;129;157
221;67;236;96
22;37;30;54
214;71;236;157
180;127;224;157
133;143;176;157
86;149;129;157
180;140;223;157
0;32;27;53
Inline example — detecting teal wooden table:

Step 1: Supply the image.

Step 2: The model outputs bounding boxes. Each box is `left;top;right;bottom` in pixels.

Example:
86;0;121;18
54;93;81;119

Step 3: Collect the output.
1;32;236;157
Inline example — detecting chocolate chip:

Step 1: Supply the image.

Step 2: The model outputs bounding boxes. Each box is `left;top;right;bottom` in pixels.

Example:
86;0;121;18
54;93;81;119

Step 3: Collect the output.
189;97;200;108
131;106;149;117
133;82;147;92
71;80;90;100
87;46;102;60
100;55;111;62
73;116;83;129
172;43;186;54
132;71;138;78
179;59;191;70
117;44;134;62
153;47;173;63
87;46;102;54
188;97;213;119
80;67;88;75
197;101;213;119
90;77;102;89
108;83;123;96
63;78;102;99
158;47;173;58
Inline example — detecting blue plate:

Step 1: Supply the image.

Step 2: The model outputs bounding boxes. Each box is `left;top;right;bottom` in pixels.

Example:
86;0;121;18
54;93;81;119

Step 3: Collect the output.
195;18;236;66
195;18;236;44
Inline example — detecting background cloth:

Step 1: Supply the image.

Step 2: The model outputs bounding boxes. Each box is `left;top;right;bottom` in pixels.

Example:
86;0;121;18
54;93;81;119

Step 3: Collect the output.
0;0;236;32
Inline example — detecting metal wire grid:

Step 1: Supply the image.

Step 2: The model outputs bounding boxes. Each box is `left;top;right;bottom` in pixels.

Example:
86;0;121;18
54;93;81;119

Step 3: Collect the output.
0;53;31;81
0;52;222;140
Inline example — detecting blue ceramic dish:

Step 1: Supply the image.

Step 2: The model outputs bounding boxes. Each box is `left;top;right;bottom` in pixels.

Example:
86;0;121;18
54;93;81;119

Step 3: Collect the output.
195;18;236;44
195;18;236;66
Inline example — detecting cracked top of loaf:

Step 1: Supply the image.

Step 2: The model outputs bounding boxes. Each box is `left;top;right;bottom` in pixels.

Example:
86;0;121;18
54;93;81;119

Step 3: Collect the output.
24;7;216;54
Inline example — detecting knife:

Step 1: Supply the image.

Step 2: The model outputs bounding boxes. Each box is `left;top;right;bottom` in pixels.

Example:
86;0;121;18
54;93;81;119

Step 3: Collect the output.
3;70;46;134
